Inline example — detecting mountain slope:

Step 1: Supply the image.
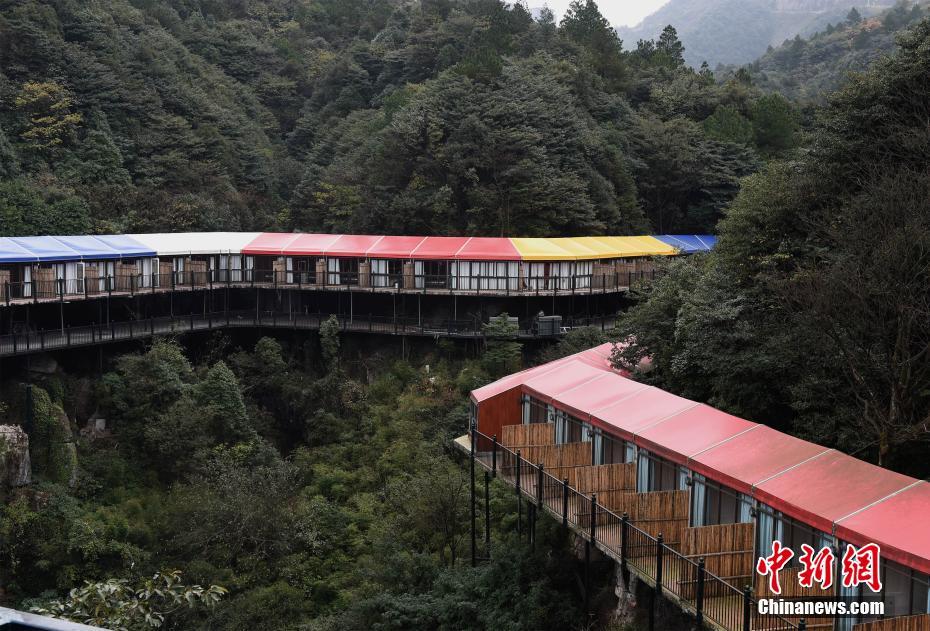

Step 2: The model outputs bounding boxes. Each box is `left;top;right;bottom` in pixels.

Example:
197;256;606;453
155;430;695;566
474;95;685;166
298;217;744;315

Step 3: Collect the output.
733;1;928;101
617;0;892;67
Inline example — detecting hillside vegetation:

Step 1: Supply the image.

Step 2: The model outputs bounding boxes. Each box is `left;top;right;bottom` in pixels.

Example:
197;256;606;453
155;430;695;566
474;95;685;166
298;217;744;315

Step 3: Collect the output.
0;0;799;237
615;18;930;475
617;0;891;68
727;0;928;101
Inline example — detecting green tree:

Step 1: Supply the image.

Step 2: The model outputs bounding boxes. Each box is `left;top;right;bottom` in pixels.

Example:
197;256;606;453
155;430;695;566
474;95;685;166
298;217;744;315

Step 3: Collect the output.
750;93;798;154
847;7;863;24
320;315;341;370
656;25;686;68
560;0;628;90
14;81;83;152
33;570;226;630
539;326;611;363
0;179;92;236
703;105;754;145
481;313;522;378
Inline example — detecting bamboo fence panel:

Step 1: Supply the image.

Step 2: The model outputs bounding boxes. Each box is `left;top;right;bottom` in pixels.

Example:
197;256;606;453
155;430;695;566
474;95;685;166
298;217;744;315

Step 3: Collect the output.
676;523;755;597
501;423;555;448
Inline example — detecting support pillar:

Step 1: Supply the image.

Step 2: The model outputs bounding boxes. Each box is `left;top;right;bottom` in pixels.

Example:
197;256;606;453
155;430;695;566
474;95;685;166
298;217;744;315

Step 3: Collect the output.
470;421;477;568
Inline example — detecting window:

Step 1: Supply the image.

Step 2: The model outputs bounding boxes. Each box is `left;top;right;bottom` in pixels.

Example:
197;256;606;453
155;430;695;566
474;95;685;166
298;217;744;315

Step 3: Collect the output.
756;506;831;568
637;449;686;493
690;475;753;527
372;259;402;287
422;260;448;288
293;257;316;284
574;261;593;289
252;255;274;282
593;429;626;465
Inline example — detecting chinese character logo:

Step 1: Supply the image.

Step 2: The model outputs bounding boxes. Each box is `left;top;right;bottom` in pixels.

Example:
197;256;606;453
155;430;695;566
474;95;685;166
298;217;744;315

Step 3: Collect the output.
841;543;883;593
757;541;795;594
797;544;835;590
756;541;883;595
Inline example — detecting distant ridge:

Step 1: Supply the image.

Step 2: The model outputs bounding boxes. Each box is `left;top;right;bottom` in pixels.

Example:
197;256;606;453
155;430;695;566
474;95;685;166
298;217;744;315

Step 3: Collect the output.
617;0;892;67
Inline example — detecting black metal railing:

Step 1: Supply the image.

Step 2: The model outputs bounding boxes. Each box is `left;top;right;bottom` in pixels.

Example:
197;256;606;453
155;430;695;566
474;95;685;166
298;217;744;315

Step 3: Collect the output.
2;269;660;306
471;428;798;631
0;311;623;357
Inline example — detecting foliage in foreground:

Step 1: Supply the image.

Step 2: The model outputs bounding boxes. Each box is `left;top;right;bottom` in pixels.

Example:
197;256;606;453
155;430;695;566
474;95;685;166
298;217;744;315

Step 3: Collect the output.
32;570;227;630
1;332;598;629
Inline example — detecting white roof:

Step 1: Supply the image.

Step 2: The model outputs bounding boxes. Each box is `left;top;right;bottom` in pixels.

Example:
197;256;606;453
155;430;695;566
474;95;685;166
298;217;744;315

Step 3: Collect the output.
126;232;261;257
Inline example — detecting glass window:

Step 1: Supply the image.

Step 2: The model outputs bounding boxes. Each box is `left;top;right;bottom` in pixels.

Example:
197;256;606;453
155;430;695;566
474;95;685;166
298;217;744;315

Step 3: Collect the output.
885;561;912;618
911;572;929;615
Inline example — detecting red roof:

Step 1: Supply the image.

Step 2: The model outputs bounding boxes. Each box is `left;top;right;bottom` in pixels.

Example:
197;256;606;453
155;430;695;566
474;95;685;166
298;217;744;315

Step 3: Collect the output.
242;232;300;255
471;344;625;405
835;482;930;574
592;388;697;441
472;343;930;575
286;233;343;256
456;237;521;261
523;361;615;404
324;235;384;257
753;450;914;535
688;425;829;495
410;236;471;260
471;363;559;404
636;404;757;465
367;236;428;258
554;373;648;421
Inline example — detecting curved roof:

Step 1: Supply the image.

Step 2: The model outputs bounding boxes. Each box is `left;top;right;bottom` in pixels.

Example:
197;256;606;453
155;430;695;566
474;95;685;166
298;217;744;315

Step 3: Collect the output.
127;232;261;256
0;235;155;262
0;233;715;263
472;344;930;574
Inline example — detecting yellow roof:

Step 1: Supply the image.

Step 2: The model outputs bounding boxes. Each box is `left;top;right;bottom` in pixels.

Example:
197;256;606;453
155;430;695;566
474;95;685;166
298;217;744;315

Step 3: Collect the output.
510;236;678;260
549;238;604;259
510;238;576;261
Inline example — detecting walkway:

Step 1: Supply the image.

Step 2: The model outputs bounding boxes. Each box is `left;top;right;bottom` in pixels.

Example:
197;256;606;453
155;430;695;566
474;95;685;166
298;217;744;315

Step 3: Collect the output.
0;311;618;358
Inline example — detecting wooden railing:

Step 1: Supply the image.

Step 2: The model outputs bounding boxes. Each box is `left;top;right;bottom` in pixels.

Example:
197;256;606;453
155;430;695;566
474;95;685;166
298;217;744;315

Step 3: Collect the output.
468;428;799;631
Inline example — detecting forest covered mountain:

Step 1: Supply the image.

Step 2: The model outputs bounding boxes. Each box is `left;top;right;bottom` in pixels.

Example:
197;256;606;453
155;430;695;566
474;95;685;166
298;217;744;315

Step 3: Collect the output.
617;0;892;67
4;1;930;630
725;0;929;101
0;0;798;238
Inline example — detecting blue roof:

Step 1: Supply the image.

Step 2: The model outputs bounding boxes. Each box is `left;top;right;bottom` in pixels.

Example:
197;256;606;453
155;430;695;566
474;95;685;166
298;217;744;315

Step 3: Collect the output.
0;238;38;263
653;235;717;253
93;234;156;258
51;236;121;260
0;235;156;263
7;236;82;262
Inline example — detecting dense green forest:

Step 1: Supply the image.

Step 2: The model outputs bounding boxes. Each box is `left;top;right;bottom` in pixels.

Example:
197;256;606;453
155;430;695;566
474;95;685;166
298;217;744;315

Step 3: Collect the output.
720;0;929;102
1;0;800;236
4;0;930;629
614;18;930;475
2;327;627;629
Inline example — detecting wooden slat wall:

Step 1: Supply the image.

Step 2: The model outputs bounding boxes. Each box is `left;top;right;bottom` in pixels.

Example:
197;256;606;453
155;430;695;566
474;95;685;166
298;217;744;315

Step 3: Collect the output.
520;441;591;470
561;462;636;494
679;523;755;593
855;615;930;631
606;490;689;547
501;423;555;448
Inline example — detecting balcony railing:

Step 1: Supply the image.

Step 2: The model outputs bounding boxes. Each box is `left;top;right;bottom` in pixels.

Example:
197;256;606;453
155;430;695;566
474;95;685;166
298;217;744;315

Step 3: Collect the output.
0;311;623;358
1;269;661;306
469;428;802;631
